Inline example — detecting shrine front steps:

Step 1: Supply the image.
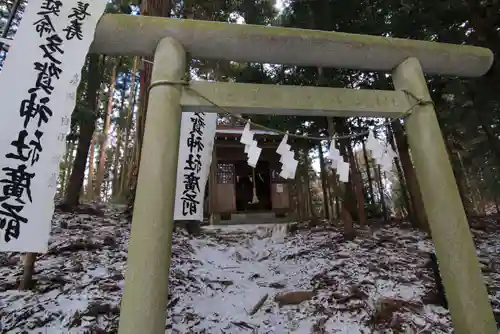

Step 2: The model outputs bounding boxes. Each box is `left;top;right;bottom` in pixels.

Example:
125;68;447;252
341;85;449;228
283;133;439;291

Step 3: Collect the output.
211;212;294;225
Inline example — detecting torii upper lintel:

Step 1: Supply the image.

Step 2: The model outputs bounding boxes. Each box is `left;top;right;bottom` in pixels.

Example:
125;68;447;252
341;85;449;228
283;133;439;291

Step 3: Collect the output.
91;14;493;78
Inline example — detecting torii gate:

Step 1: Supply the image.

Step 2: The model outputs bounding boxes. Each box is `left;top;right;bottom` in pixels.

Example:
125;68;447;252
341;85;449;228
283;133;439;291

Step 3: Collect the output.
90;14;496;334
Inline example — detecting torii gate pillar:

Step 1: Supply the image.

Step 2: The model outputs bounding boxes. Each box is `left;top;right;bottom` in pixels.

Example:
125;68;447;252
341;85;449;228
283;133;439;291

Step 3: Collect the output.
393;57;497;334
118;37;186;334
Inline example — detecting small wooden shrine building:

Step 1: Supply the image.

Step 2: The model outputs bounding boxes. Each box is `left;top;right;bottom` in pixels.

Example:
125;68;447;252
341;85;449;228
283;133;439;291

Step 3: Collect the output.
205;118;291;222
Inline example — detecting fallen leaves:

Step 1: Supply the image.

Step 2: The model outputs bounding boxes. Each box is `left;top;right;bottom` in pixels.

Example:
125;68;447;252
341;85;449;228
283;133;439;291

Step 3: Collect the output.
0;208;499;333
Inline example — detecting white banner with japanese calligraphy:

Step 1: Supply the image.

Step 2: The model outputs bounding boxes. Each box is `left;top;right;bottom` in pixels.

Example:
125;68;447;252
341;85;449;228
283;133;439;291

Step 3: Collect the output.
0;0;106;252
174;112;217;221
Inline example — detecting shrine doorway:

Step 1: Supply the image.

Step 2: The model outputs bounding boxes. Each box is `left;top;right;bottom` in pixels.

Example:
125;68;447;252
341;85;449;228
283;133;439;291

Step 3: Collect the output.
234;160;272;212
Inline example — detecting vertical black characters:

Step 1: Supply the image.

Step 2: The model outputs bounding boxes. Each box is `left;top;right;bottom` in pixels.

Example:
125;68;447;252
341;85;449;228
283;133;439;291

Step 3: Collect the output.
0;0;68;243
63;2;91;40
181;113;206;216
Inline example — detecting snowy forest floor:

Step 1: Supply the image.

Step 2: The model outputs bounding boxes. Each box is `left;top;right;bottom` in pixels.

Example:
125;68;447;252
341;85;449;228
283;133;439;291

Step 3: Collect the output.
1;206;500;333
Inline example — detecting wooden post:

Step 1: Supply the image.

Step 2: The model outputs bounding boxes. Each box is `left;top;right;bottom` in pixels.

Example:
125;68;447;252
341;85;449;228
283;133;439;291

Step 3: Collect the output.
19;252;36;290
392;57;496;334
118;37;186;334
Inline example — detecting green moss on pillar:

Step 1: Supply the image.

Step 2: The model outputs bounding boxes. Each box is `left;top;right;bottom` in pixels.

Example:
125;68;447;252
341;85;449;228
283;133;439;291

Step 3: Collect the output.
392;57;496;334
118;37;186;334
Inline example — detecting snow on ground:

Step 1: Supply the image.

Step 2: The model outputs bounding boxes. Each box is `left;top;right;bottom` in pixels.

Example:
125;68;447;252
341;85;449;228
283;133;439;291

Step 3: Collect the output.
1;207;500;333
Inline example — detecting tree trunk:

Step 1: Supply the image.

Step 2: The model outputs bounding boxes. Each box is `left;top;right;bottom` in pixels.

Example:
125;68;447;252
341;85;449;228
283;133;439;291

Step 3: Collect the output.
329;117;356;238
392;121;429;231
325;120;342;221
295;175;303;220
303;147;315;218
63;55;102;208
326;169;340;220
394;157;411;217
59;140;72;195
326;173;336;219
341;199;356;240
334;119;366;225
375;165;388;220
113;75;128;197
335;195;341;220
318;142;330;219
120;56;139;197
127;0;174;214
346;145;367;226
474;182;485;215
361;141;375;209
315;68;330;219
64;140;74;191
301;174;309;219
387;124;413;223
95;60;117;201
288;180;296;218
86;135;96;200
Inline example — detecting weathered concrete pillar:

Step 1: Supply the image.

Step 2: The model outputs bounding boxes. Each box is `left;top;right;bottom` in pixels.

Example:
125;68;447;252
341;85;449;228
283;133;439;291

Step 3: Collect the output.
118;37;186;334
392;57;496;334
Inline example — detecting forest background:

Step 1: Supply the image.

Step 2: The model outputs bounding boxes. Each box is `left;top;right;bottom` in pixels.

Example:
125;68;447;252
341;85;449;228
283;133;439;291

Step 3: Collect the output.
1;0;499;233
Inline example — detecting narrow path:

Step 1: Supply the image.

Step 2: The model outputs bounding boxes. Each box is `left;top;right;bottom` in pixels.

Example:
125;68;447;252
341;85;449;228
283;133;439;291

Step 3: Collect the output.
2;211;499;333
168;224;454;333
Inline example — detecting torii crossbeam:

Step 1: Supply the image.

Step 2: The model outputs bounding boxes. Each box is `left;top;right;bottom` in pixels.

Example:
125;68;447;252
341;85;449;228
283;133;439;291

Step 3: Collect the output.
89;14;496;334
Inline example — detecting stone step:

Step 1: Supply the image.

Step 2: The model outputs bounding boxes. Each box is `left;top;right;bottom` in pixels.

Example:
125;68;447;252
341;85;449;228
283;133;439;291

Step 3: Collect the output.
214;212;293;225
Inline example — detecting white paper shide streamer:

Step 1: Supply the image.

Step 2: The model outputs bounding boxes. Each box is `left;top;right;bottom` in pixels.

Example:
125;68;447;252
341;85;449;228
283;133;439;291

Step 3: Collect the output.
240;122;262;168
174;112;217;221
366;130;397;173
328;138;350;183
0;0;107;252
276;133;297;179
